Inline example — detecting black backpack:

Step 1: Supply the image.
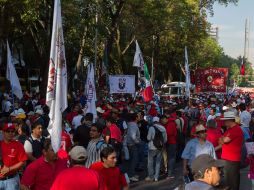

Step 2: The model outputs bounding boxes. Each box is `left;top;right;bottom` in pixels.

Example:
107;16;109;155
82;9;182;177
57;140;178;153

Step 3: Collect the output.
153;126;164;150
116;118;125;135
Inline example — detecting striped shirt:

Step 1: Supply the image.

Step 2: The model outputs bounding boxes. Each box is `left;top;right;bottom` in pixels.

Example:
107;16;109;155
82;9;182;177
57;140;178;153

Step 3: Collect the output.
85;137;107;168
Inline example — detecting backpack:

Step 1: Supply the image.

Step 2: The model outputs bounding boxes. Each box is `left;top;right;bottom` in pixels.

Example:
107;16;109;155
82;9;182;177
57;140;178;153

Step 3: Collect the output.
153;126;164;150
176;118;185;146
116;118;126;135
96;139;107;151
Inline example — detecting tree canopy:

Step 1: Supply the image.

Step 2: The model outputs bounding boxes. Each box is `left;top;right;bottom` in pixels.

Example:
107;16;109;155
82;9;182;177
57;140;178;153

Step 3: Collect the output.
1;0;248;94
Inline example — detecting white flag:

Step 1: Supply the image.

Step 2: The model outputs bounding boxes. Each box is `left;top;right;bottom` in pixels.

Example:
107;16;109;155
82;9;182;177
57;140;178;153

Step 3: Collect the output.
185;46;190;98
6;41;23;99
46;0;67;152
85;63;97;121
133;40;144;70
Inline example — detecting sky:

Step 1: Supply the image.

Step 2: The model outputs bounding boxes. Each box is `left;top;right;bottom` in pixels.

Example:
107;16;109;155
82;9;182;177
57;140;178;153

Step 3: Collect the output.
208;0;254;64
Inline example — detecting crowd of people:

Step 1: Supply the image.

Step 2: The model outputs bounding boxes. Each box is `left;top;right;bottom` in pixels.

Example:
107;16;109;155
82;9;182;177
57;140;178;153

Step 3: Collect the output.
0;89;254;190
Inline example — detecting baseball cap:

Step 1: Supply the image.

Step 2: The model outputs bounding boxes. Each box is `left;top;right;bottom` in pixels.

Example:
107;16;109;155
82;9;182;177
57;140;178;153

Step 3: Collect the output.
35;109;44;115
69;146;87;161
192;154;224;175
96;107;105;114
153;116;160;123
3;123;16;131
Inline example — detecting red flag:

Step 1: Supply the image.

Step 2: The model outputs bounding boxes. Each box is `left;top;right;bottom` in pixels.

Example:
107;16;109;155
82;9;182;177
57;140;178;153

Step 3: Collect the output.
240;58;245;75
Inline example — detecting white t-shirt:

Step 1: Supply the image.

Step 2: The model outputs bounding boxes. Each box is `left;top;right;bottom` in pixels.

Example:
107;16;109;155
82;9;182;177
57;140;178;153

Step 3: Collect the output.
2;100;12;112
72;114;83;129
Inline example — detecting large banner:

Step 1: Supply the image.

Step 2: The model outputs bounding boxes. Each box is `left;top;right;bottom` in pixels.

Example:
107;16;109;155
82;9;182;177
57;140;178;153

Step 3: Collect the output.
109;75;135;94
195;68;228;93
235;87;254;98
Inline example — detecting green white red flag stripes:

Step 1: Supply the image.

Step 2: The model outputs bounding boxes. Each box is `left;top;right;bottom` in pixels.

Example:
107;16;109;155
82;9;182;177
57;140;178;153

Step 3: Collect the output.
142;63;153;102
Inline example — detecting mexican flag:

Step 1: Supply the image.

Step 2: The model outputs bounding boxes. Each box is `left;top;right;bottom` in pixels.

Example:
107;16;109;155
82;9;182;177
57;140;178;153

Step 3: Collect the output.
142;64;153;102
240;58;245;75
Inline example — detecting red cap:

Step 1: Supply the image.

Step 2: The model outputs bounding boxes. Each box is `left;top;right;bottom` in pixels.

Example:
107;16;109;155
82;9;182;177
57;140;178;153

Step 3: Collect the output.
3;123;16;131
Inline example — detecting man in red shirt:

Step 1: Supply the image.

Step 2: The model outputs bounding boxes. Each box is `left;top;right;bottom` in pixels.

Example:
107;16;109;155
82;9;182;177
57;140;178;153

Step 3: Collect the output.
51;146;106;190
0;123;27;189
166;114;178;179
219;111;243;190
20;139;67;190
90;146;129;190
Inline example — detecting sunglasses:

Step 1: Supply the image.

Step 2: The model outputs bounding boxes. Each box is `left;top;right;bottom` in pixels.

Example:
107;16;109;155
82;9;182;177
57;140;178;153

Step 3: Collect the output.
197;130;207;134
5;130;15;134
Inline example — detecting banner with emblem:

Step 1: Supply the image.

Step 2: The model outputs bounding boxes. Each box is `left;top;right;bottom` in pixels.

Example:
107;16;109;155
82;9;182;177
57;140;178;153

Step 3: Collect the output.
195;68;228;93
109;75;135;94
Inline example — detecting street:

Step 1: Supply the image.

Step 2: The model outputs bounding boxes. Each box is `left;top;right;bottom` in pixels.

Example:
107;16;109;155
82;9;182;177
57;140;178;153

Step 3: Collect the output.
130;165;252;190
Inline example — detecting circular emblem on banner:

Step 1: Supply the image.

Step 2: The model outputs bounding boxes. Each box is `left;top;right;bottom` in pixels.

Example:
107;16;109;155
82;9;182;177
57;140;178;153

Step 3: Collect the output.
207;75;213;83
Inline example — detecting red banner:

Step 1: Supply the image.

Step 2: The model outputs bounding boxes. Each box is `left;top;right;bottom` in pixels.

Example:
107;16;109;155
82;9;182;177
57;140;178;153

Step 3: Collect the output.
195;68;228;93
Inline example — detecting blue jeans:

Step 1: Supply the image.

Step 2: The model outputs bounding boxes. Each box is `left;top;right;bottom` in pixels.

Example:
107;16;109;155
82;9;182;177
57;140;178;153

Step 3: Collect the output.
147;149;162;180
0;174;19;190
137;141;146;169
128;144;139;177
166;144;176;176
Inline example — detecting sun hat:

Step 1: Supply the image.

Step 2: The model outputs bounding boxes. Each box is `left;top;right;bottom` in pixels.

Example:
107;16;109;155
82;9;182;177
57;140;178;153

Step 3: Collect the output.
195;124;206;133
220;111;236;120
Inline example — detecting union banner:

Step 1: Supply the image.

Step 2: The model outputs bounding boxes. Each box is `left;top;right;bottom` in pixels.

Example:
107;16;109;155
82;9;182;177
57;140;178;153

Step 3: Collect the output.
195;68;228;93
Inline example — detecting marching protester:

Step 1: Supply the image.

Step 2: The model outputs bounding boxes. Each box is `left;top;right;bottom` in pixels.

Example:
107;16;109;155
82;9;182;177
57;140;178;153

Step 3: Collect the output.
219;111;244;190
182;124;216;182
51;146;107;190
126;113;141;182
146;116;167;182
73;113;93;148
90;146;129;190
20;139;67;190
85;123;108;168
184;154;224;190
0;123;27;189
24;121;46;163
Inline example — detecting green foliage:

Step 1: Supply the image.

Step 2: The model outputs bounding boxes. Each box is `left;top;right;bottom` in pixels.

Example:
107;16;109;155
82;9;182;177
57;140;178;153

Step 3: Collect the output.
0;0;242;93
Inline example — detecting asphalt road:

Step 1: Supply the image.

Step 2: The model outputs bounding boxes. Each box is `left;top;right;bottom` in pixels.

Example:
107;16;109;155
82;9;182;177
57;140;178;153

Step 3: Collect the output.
130;165;252;190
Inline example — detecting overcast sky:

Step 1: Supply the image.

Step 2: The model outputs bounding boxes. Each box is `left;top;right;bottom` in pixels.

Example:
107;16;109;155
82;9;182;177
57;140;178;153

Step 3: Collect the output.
208;0;254;64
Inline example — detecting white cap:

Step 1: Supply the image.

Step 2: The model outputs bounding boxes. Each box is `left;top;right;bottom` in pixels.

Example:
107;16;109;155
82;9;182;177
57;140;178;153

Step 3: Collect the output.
35;109;44;115
222;106;229;111
153;116;160;123
96;107;105;114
